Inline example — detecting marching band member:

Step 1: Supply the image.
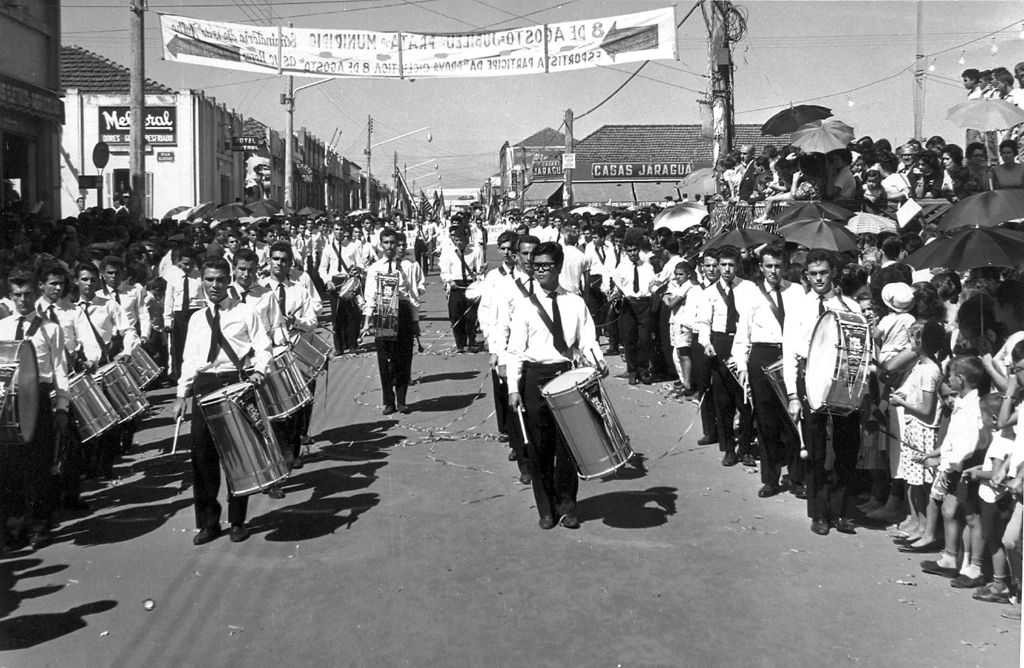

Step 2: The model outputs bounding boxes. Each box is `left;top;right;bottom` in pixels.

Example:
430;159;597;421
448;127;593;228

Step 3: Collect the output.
689;252;722;447
172;257;273;545
100;256;149;453
611;229;657;385
163;248;204;380
784;249;863;536
507;242;605;530
733;244;804;498
478;232;521;446
557;219;591;297
73;262;140;480
318;222;365;356
440;226;485;353
696;246;754;467
0;269;69;550
362;228;417;415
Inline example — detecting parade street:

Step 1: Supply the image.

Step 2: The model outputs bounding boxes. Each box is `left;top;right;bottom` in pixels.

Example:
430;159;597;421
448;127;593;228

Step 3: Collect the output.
1;268;1017;668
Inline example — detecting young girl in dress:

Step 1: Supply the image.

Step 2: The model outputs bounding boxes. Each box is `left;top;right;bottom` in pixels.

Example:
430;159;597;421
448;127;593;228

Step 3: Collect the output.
889;321;946;544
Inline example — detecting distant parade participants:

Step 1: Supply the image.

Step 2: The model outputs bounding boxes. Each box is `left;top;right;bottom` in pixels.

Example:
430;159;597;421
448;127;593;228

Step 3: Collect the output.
557;218;591;297
101;255;149;453
733;244;804;498
319;222;365;356
785;249;863;536
612;229;657;385
0;269;70;550
362;228;417;415
508;241;604;530
173;257;273;545
689;251;721;446
440;226;485;353
164;247;204;380
478;232;522;446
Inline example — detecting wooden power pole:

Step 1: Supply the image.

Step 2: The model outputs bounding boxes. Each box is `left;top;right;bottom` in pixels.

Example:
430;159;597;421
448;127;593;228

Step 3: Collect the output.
707;0;733;166
563;109;574;208
129;0;146;222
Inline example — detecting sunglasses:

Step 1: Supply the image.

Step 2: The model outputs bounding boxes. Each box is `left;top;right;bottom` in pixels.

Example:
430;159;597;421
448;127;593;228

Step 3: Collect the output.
532;262;558;272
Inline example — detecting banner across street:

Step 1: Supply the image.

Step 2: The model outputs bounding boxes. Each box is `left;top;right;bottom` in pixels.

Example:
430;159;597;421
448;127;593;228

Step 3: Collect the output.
159;7;677;79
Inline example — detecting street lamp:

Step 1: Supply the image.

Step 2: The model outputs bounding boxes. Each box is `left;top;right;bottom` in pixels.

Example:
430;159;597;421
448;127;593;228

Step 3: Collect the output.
281;77;333;208
365;119;431;213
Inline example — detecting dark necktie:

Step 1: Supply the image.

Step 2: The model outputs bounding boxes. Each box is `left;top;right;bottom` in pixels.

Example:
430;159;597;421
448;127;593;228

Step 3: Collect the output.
633;264;640;293
240;289;248;304
47;305;58;324
549;292;568;355
528;278;534;295
14;317;25;341
388;260;394;274
774;285;786;326
725;283;738;334
207;305;221;363
181;276;190;312
818;295;827;316
112;289;121;305
277;283;287;317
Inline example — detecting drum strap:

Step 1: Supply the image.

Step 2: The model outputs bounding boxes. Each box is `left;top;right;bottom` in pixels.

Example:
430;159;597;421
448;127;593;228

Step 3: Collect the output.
758;282;785;327
526;292;570;357
15;315;43;342
206;308;245;375
514;277;534;298
458;252;472;281
80;303;112;364
334;244;350;274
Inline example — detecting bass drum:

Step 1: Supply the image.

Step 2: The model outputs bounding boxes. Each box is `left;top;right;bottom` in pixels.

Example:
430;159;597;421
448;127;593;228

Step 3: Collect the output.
805;310;872;415
199;382;289;496
541;367;633;480
0;341;38;446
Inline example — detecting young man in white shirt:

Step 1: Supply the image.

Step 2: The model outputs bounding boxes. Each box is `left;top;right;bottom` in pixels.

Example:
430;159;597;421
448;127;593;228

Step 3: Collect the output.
440;227;485;353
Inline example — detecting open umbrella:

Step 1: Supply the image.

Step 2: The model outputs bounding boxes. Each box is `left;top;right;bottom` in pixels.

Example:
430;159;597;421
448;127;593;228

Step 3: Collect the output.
761;105;833;137
296;206;324;217
210;204;249;221
846;211;898;236
177;201;214;221
652;202;708;233
679;167;717;196
570;205;608;216
791;119;855;154
946;99;1024;131
702;227;782;251
905;226;1024;271
772;201;854;225
346;209;370;218
775;218;858;253
246;199;282;218
163;205;189;219
936;190;1024;231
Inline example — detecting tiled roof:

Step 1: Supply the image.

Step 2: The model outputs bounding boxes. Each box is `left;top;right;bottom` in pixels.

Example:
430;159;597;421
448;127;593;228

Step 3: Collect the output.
60;45;175;95
516;127;569;150
574;124;792;164
243;117;268;138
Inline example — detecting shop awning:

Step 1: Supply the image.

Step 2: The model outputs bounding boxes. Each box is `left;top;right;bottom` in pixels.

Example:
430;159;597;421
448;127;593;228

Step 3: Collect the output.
523;180;563;205
633;182;683;204
572;182;635;206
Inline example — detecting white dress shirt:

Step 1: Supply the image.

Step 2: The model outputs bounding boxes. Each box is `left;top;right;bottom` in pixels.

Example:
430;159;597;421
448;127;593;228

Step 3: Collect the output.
362;256;415;317
479;263;517;346
506;286;601;391
558;244;591;296
163;268;205;327
612;259;658;299
0;312;70;411
73;294;140;364
105;282;151;339
732;279;803;371
696;277;749;346
401;258;426;308
260;275;317;347
781;287;862;396
490;269;538;366
176;298;273;398
318;239;364;286
36;296;78;354
440;247;485;284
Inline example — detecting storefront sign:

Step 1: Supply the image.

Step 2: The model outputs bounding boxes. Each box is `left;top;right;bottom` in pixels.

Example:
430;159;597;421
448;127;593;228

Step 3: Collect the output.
98;107;177;145
232;136;260;150
157;151;175;162
159;7;677;79
531;160;562;178
562;153;577;170
0;74;64;124
77;175;101;190
589;162;691;180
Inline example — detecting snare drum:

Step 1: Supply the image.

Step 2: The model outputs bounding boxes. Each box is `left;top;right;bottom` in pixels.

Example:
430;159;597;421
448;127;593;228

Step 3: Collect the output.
258;350;313;420
123;346;161;389
464;278;486;302
198;382;289;496
0;341;39;446
291;331;331;379
334;275;360;301
95;362;148;424
68;373;118;442
541;367;633;480
805;310;872;415
762;361;789;410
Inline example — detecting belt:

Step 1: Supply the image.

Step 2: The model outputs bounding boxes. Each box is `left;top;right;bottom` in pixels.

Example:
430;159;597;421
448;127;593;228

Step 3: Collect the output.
523;361;572;371
626;296;650;302
711;331;735;338
197;369;242;378
751;342;782;348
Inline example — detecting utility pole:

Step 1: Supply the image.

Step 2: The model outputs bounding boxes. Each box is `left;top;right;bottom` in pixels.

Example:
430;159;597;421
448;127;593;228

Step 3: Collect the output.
364;115;373;212
129;0;146;222
393;151;400;216
913;0;925;140
563;109;574;208
707;0;733;166
283;75;294;208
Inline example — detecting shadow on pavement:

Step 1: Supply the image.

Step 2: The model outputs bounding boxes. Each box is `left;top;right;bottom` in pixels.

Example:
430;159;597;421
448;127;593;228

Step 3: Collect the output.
56;498;193;547
0;599;117;649
577;486;678;529
410;393;483;413
414;371;481;384
0;558;68;621
252;492;380;542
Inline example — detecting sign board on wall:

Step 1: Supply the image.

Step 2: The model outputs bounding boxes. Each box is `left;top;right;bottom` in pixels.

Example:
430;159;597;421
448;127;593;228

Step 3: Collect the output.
232;136;260;150
156;152;175;162
589;162;691;179
531;160;562;178
98;107;177;145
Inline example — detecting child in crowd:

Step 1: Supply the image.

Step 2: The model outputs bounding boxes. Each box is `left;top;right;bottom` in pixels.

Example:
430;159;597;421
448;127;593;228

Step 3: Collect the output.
862;169;886;205
665;260;696;395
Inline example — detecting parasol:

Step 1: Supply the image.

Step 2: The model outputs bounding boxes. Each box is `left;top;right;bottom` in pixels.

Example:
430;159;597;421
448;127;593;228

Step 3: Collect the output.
210;204;249;221
651;202;708;234
702;228;782;251
846;211;898;236
175;202;214;221
775;218;859;253
296;206;324;217
760;105;833;136
163;205;189;219
570;205;609;216
772;201;854;225
904;226;1024;271
246;199;282;218
946;98;1024;131
679;167;717;196
936;189;1024;231
791;119;855;154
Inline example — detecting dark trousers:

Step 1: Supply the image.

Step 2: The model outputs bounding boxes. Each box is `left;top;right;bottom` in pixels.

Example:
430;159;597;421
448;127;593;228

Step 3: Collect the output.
376;301;415;408
306;255;326;300
0;385;56;535
605;298;621;348
690;338;717;440
171;308;199;380
491;368;510;436
747;344;800;485
798;376;859;520
656;302;675;378
296;377;315;442
709;332;752;455
191;372;249;529
331;294;361;353
447;285;478;350
55;427;84;506
620;298;652;375
523;363;578;519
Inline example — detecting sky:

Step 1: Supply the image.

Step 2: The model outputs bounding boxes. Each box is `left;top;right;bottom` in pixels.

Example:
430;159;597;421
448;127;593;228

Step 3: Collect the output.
62;1;1024;189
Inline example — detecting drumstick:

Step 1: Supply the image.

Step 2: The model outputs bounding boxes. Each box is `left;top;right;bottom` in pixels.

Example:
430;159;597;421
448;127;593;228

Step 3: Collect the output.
516;405;530;446
796;413;809;460
171;417;182;455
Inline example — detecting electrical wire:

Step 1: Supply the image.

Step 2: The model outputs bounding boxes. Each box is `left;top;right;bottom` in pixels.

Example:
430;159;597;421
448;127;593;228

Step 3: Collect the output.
736;65;913;115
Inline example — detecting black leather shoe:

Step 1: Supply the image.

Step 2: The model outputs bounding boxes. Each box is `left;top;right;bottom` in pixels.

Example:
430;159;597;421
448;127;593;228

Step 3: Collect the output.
538;516;556;530
628;375;639;386
264;486;285;499
791;484;808;499
834;518;856;534
742;454;757;467
229;524;249;543
920;560;959;578
63;499;90;513
29;531;53;549
498;434;510;443
397;404;411;414
300;436;314;446
757;484;780;498
640;373;653;385
898;540;943;554
559;515;580;529
508;451;518;462
721;451;738;467
382;405;397;416
810;518;830;536
193;526;221;545
697;435;719;446
291;457;304;470
518;473;532;485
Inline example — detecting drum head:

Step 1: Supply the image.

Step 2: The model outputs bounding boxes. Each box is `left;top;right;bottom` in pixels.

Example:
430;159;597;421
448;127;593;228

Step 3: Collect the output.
805;311;839;411
198;381;253;406
541;368;597;396
1;341;39;444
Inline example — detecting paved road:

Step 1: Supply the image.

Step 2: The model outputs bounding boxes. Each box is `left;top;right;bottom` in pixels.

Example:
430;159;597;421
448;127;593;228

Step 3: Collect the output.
1;265;1019;667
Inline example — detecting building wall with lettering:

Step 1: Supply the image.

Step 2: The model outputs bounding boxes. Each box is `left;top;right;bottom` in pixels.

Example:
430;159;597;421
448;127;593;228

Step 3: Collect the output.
60;89;245;217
